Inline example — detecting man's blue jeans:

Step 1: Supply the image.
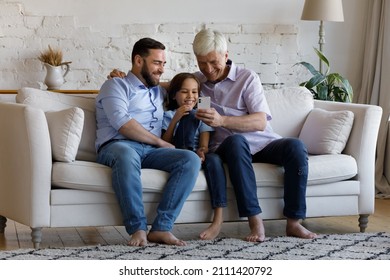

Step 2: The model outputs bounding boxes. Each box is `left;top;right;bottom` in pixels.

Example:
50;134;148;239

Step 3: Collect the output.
212;134;308;219
97;140;201;235
252;136;308;219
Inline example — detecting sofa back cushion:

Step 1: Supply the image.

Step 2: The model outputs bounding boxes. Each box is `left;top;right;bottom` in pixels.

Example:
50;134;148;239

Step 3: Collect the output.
15;86;313;162
16;88;97;161
299;108;354;154
264;87;314;137
45;107;85;162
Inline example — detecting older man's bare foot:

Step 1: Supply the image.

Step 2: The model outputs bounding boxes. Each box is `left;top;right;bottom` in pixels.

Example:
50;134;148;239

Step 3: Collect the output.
128;230;148;246
147;231;187;246
200;222;222;240
245;215;266;242
286;219;317;239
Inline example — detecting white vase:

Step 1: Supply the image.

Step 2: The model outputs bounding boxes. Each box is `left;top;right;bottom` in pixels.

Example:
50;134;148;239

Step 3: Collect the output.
44;63;70;90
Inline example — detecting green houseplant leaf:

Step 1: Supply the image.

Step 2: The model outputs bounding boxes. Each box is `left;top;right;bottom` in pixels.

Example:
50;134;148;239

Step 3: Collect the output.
314;48;330;75
295;48;353;102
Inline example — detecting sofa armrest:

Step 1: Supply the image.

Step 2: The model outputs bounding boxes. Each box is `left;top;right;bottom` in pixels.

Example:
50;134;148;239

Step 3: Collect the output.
0;102;52;227
314;100;383;213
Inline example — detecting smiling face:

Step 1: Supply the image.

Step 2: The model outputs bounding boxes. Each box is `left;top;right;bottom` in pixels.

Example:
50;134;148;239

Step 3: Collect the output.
195;50;229;83
134;48;166;87
174;77;199;109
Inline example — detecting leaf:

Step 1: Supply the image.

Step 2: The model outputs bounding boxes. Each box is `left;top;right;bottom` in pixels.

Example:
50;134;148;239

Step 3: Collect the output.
304;74;326;89
314;48;330;74
328;73;354;102
339;75;354;97
317;84;329;100
331;87;341;101
295;61;320;76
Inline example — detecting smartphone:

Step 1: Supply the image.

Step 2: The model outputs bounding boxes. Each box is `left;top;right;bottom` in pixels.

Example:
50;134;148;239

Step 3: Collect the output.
198;96;211;109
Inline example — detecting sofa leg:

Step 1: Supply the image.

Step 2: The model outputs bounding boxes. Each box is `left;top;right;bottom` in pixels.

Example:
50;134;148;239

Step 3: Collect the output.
358;214;369;233
0;215;7;233
31;227;42;249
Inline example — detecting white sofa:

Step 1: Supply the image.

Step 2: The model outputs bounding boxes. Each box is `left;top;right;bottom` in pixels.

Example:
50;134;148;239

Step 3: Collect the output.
0;87;383;248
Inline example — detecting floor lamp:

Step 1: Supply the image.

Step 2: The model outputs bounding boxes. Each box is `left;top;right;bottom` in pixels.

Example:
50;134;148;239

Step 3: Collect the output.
301;0;344;74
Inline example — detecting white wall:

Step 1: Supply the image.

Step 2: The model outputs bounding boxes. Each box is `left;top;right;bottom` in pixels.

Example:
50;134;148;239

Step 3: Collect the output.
4;0;306;25
0;0;369;93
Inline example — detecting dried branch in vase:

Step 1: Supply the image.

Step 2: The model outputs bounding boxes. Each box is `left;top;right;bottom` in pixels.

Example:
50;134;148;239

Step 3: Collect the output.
38;45;72;67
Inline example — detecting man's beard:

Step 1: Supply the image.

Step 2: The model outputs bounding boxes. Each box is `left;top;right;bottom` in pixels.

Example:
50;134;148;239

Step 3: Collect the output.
141;64;159;87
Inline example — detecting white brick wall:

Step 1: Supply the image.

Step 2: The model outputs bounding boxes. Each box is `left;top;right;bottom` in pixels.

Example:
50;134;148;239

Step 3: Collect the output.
0;2;304;90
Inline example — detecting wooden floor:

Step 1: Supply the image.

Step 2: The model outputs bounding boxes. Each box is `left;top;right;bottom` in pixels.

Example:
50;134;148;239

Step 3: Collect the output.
1;198;390;250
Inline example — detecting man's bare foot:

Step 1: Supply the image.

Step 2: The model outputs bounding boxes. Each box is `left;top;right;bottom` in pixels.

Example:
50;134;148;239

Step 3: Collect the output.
147;231;187;246
128;230;148;246
246;215;266;242
286;219;317;239
200;222;222;240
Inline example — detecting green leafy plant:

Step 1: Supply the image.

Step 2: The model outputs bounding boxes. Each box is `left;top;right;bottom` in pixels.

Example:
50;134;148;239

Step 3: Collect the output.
295;48;353;102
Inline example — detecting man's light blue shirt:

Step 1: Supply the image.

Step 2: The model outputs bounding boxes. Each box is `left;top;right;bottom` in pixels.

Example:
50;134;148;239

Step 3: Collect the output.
95;71;165;151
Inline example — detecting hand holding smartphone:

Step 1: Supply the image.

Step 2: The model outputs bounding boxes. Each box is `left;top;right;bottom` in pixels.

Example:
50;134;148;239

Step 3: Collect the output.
197;96;211;110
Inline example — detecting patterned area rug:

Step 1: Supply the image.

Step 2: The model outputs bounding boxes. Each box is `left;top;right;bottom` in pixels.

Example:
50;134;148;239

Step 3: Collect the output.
1;232;390;260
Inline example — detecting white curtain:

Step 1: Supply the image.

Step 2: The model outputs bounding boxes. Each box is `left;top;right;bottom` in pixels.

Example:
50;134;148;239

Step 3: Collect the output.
356;0;390;197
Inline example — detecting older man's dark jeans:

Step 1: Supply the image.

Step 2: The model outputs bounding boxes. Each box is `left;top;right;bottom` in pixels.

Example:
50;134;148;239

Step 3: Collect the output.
215;134;308;219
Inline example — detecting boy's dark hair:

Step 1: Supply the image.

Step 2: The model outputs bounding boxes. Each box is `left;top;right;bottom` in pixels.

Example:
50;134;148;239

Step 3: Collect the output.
131;38;165;63
166;73;201;110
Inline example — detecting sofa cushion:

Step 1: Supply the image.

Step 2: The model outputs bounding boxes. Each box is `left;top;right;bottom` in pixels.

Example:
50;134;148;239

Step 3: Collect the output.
16;87;97;161
249;154;357;187
299;108;354;154
45;107;84;162
52;161;209;194
265;87;314;137
52;154;357;194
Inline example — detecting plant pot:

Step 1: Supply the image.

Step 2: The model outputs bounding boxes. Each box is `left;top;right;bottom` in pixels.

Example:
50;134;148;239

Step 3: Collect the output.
44;63;70;90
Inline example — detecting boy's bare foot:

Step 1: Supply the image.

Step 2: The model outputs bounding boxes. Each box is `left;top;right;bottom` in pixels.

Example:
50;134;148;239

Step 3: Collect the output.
286;219;317;239
147;231;187;246
128;230;148;246
200;208;223;240
200;222;222;240
246;215;266;242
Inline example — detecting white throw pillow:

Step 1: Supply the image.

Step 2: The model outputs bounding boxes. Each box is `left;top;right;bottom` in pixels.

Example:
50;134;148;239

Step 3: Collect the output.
265;87;314;137
45;107;84;162
17;87;97;161
299;108;354;155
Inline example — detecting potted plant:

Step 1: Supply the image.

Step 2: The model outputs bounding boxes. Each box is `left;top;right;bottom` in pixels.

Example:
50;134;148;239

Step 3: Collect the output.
295;48;353;102
38;45;72;90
